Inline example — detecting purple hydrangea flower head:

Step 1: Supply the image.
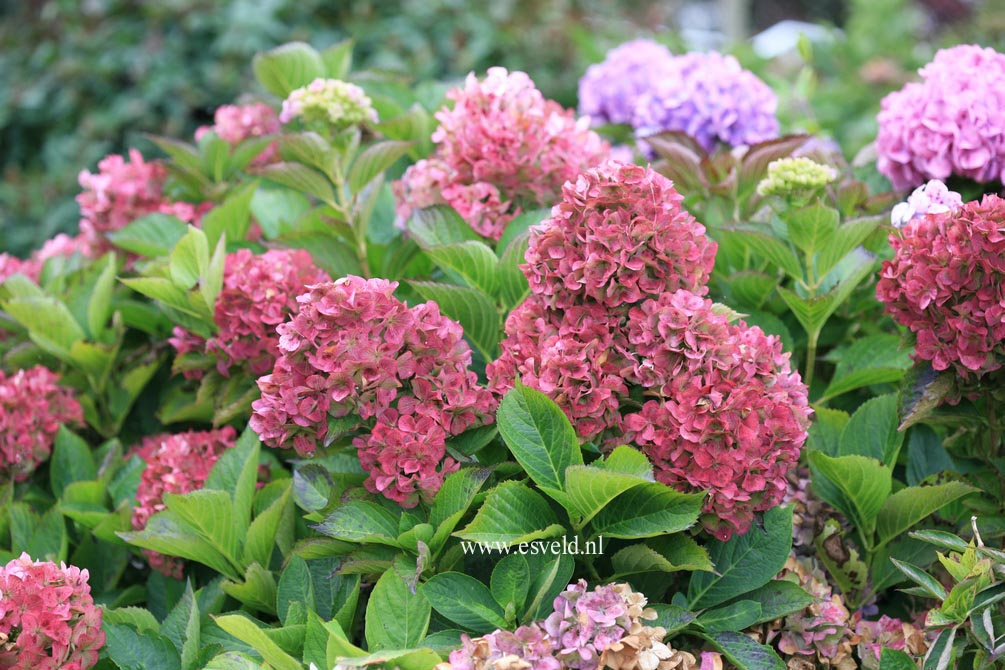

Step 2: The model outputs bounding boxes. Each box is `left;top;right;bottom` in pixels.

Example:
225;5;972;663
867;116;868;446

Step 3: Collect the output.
877;45;1005;190
578;39;677;125
631;51;779;154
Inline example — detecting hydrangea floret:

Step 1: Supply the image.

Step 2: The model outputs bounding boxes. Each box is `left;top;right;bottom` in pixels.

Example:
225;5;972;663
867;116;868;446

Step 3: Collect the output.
577;39;677;126
130;427;237;578
196;102;281;165
632;51;779;154
169;248;330;378
877;194;1005;383
0;366;82;481
0;553;105;670
250;276;496;507
279;78;378;129
889;179;963;228
855;615;928;670
394;67;609;240
876;44;1005;190
490;160;810;539
757;157;838;197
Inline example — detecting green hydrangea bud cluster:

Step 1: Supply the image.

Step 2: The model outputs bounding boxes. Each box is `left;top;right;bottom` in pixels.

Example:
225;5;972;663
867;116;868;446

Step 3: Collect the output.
757;157;837;197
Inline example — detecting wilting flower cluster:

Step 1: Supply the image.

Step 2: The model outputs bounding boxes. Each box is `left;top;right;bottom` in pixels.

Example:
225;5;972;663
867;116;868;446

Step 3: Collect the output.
0;553;105;670
631;51;779;154
757;157;838;197
279;78;378;129
578;39;677;126
130;427;237;578
877;194;1005;383
394;67;609;240
490;160;809;539
889;179;963;228
169;249;329;378
0;366;82;481
77;149;206;254
855;616;927;670
441;581;710;670
196;102;281;165
877;45;1005;190
250;276;496;506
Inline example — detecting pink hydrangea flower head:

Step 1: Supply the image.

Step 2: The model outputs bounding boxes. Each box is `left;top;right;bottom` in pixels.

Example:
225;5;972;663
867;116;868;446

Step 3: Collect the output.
130;427;237;577
196;103;281;165
623;292;811;540
524;160;716;310
279;78;378;128
877;194;1005;383
877;45;1005;190
890;179;964;228
632;51;779;154
0;554;105;670
169;248;330;379
578;39;677;126
855;616;928;670
0;254;39;285
250;276;496;506
395;67;610;240
0;366;82;481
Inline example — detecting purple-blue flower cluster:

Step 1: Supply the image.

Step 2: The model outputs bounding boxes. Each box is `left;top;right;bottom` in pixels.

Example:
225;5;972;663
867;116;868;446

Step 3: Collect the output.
578;39;677;126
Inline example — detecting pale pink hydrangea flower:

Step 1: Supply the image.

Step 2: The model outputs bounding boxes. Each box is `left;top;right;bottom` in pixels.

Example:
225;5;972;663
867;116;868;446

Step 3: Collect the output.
195;102;281;165
130;427;237;578
394;67;610;240
890;179;964;228
0;366;82;481
250;276;496;507
0;553;105;670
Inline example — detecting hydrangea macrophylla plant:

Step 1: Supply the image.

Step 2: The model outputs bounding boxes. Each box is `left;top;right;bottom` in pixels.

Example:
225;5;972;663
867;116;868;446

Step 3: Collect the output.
0;553;105;670
129;427;237;578
631;51;779;154
876;44;1005;190
195;102;281;165
889;179;963;228
877;193;1005;383
169;248;330;379
250;276;496;506
279;78;378;129
0;366;82;481
394;67;610;240
577;39;677;126
756;157;838;197
855;615;928;670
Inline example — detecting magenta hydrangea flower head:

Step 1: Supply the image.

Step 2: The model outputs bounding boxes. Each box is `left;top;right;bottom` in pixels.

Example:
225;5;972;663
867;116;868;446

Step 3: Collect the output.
631;51;779;154
0;366;82;482
196;102;281;165
890;179;963;228
250;276;496;507
130;427;237;578
877;45;1005;190
0;553;105;670
394;67;610;240
578;39;677;126
524;160;716;310
877;194;1005;384
169;248;330;379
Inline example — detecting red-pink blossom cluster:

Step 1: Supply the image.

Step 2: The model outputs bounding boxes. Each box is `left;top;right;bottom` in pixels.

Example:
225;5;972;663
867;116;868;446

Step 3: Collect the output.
130;427;237;578
0;366;82;481
195;102;281;165
394;67;609;240
490;161;809;539
0;553;105;670
169;249;329;379
877;194;1005;383
250;276;496;507
77;149;208;254
0;234;96;288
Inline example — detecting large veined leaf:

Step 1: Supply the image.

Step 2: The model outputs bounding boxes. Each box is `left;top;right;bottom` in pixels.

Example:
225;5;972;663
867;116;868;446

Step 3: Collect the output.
588;483;703;540
422;572;508;633
875;482;977;548
365;565;431;650
348;140;413;192
424;241;500;296
407;206;481;247
454;481;564;546
808;452;891;543
252;42;327;98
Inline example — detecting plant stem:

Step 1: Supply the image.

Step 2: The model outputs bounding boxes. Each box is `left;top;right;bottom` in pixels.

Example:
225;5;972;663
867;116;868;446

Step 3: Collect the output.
804;329;819;392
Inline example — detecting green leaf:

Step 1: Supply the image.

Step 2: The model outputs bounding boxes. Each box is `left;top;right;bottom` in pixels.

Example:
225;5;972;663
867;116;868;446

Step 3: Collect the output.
165;489;240;564
335;649;443;670
808;452;891;543
408;281;500;360
816;215;882;279
688;505;792;609
279;132;333;173
490;554;530;614
314;500;401;545
563;465;648;527
277;555;316;624
650;604;696;635
497;209;548;254
251;188;311;239
786;202;838;257
498;234;531;308
779;248;874;338
697;600;763;633
107;213;189;257
203;653;262;670
104;622;182;670
706;631;785;670
204;427;260;535
838;394;903;465
349;141;413;193
407;206;481;247
162;582;201;670
588;483;703;540
731;230;804;281
243;482;292;568
87;254;117;337
170;227;210;290
522;553;575;621
119;511;239;580
120;278;192;313
424;241;500;296
906;426;957;486
50;426;95;498
922;626;957;670
880;648;920;670
322;39;353;79
213;615;301;670
365;566;431;651
201;181;258;247
889;558;947;600
876;482;978;548
278;231;363;277
602;446;654;479
497;384;582;495
423;572;509;633
292;464;333;513
807;407;849;456
740;580;816;624
455;481;563;546
610;535;711;577
252;41;326;98
222;562;279;615
4;295;84;355
257;162;336;205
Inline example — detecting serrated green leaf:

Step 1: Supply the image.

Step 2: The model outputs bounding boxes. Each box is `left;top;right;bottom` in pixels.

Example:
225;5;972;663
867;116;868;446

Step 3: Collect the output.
731;230;804;281
201;181;258;247
314;500;401;545
365;566;431;651
490;554;530;614
104;622;182;670
170;227;210;290
588;483;703;540
876;482;978;548
407;206;481;247
242;482;292;568
322;39;354;79
740;580;816;624
425;240;500;296
706;631;785;670
809;452;891;542
107;214;189;257
816;215;881;278
348;141;413;192
4;295;85;355
698;600;763;633
50;426;95;498
162;582;201;670
119;511;239;580
257;162;336;204
165;489;240;565
498;234;531;309
563;465;648;526
839;394;903;464
890;558;947;600
786;201;838;257
204;427;260;535
455;481;562;546
214;614;301;670
277;555;316;624
252;42;327;98
86;254;117;337
423;572;509;633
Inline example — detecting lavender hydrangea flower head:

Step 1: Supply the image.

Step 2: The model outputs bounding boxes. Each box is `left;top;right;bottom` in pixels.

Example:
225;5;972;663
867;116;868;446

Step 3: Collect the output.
890;179;963;228
877;45;1005;190
632;51;779;154
578;39;677;125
